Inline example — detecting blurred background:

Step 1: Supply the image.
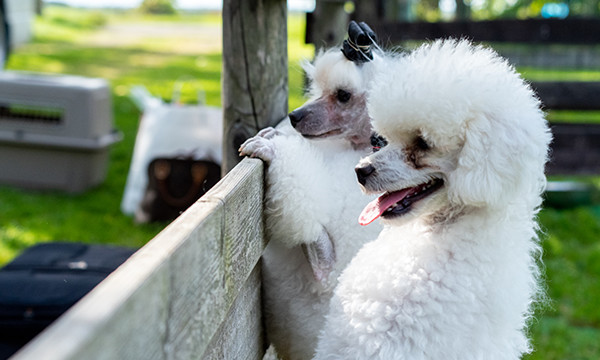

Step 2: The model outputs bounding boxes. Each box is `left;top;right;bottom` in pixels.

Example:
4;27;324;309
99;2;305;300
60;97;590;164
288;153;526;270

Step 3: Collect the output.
0;0;599;359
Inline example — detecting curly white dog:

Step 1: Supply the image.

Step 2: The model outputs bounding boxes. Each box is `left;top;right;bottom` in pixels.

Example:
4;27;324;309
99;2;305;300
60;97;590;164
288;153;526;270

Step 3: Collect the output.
240;25;384;359
314;39;552;360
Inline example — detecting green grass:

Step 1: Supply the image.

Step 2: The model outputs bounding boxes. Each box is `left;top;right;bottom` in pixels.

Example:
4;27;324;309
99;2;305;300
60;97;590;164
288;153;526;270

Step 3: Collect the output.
523;205;600;359
0;7;313;264
519;67;600;82
1;6;600;359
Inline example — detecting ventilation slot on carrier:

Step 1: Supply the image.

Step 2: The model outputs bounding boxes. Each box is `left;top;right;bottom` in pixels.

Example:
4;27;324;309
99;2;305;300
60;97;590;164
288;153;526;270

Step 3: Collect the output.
0;103;63;125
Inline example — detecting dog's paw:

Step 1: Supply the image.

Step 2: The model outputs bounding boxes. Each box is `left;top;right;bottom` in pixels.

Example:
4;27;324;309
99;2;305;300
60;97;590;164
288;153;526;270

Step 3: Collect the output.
256;126;282;140
239;131;278;163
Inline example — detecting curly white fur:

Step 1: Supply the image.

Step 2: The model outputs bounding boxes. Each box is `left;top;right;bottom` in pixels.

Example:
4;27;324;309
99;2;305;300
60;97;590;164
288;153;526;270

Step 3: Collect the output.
314;39;552;360
240;49;385;359
261;134;381;359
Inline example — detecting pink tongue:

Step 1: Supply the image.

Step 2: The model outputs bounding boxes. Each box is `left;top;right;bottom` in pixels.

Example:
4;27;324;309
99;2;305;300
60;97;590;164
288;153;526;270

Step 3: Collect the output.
359;188;413;226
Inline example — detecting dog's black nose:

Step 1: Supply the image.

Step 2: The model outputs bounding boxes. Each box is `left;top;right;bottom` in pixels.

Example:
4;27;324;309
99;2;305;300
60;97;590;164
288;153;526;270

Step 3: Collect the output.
355;164;375;185
288;109;304;128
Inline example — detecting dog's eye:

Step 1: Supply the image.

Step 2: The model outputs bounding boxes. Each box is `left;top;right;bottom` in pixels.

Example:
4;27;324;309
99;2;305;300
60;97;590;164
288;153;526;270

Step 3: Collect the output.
415;135;430;151
336;89;351;103
371;134;387;152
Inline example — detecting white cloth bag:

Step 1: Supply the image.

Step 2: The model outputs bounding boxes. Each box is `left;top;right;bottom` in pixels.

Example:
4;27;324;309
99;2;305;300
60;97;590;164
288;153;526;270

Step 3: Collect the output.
120;86;223;215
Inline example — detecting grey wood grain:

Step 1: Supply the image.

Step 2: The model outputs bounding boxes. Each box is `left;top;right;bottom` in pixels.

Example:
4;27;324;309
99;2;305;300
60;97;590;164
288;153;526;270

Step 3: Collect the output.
12;158;266;360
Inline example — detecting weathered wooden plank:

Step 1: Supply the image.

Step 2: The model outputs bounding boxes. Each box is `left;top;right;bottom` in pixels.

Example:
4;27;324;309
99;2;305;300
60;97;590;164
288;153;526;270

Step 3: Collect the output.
221;0;289;173
365;19;600;44
12;158;265;360
531;81;600;111
202;265;265;360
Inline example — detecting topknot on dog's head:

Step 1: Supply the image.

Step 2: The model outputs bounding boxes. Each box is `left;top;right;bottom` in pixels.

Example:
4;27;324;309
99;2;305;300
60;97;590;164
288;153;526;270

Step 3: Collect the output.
302;20;382;99
369;39;552;209
342;21;379;64
303;49;383;102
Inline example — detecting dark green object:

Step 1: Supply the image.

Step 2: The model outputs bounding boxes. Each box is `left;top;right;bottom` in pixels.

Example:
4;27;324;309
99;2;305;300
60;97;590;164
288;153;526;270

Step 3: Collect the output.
544;181;599;208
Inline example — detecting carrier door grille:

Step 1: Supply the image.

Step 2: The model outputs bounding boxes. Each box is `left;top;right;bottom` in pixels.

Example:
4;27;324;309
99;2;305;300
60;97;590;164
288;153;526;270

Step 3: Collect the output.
0;103;63;124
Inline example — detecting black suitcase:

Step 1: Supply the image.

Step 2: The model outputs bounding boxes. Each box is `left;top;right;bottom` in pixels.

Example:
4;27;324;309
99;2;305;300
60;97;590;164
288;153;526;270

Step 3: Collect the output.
0;242;136;359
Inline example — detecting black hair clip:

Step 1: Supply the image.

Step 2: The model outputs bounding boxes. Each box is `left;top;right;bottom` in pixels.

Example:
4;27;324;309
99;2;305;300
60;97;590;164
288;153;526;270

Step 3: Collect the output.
370;133;388;152
342;21;378;63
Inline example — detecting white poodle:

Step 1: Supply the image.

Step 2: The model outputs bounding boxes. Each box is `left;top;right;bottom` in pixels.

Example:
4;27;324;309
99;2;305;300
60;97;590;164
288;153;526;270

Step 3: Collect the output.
314;39;552;360
239;23;384;360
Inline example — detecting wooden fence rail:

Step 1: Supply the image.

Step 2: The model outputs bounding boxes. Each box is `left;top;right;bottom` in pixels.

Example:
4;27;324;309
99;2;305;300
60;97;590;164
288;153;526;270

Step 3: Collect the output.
368;18;600;44
11;158;267;360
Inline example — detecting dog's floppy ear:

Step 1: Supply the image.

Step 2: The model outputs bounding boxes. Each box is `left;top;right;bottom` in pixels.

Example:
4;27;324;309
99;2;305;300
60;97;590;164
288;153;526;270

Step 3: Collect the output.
447;113;544;209
301;229;336;288
301;58;316;81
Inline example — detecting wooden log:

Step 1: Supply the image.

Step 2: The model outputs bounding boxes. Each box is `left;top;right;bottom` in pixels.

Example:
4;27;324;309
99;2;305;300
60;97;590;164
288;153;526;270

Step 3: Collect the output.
221;0;289;174
12;158;266;360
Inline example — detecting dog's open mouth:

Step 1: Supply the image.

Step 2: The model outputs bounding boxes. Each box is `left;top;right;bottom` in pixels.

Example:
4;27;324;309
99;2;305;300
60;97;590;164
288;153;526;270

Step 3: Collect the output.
359;178;444;225
302;129;343;139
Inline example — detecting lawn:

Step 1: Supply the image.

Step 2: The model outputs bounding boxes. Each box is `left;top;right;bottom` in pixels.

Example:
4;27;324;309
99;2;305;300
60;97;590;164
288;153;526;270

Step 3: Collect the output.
0;7;314;265
1;6;599;359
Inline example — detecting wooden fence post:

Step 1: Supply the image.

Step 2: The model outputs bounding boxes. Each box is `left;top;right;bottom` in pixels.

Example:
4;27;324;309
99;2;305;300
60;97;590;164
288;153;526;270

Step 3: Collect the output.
222;0;289;174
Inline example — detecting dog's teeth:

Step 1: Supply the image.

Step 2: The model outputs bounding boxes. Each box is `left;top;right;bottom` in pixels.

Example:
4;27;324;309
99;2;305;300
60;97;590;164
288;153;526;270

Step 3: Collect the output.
386;202;400;212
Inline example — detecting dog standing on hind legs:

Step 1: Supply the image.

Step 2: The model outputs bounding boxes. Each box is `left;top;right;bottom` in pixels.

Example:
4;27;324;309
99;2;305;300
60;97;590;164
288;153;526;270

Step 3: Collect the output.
314;39;552;360
240;22;385;360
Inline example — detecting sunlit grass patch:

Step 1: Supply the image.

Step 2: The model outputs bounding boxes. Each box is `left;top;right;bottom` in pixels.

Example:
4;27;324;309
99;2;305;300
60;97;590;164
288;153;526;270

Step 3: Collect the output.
1;7;313;266
520;66;600;82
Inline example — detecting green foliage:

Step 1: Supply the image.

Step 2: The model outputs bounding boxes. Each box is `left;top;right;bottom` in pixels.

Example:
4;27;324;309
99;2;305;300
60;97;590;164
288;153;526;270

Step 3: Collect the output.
43;6;107;30
501;0;600;19
138;0;177;15
413;0;600;21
